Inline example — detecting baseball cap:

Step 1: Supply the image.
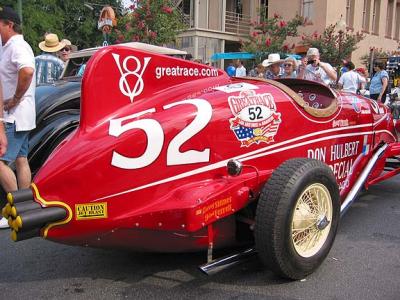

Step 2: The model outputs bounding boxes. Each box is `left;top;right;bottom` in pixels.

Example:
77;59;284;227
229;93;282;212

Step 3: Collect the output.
0;6;21;25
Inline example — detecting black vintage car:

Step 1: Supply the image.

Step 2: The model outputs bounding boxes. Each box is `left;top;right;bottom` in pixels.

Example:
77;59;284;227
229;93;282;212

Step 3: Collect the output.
29;43;187;174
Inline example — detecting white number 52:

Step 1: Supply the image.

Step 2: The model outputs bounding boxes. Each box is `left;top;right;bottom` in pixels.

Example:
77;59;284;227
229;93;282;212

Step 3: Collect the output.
109;99;212;169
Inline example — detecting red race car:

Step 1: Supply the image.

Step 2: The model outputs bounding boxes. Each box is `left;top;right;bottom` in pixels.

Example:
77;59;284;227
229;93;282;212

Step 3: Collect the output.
3;45;400;280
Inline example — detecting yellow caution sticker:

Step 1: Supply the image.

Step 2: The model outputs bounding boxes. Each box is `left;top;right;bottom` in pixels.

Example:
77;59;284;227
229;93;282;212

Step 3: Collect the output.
75;203;107;220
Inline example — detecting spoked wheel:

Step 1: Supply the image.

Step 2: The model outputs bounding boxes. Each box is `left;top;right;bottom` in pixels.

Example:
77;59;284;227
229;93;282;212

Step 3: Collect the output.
291;183;333;258
255;158;340;280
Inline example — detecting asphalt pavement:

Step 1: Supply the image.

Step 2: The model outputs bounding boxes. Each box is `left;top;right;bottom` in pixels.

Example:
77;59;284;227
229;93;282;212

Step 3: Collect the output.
0;176;399;300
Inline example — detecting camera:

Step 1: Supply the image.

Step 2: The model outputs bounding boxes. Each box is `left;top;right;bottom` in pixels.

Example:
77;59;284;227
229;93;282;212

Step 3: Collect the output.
307;60;316;65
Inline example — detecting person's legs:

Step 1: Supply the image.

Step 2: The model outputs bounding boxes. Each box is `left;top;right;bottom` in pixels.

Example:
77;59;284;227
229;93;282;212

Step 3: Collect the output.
0;161;18;192
15;131;31;189
15;157;31;189
0;123;19;228
0;123;21;193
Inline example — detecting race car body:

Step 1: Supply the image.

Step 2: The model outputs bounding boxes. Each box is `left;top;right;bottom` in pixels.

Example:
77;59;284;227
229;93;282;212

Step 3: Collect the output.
4;45;400;280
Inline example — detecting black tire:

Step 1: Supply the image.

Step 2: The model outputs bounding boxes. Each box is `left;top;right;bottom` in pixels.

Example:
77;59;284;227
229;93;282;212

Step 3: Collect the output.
255;158;340;280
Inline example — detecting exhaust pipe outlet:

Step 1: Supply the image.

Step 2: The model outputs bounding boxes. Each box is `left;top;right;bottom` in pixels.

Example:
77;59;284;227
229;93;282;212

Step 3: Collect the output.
14;207;67;231
7;188;34;205
10;201;42;218
199;248;257;275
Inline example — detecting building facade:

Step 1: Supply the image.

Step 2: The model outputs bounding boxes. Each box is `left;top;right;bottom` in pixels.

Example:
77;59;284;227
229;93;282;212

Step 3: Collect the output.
175;0;399;68
175;0;264;67
269;0;400;66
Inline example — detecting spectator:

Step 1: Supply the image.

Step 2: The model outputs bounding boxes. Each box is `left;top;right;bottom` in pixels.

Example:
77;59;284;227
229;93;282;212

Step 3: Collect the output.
35;33;66;84
262;53;283;79
369;61;389;104
280;57;297;79
226;63;236;77
57;39;75;66
248;63;265;78
0;32;8;156
0;32;9;228
297;48;337;85
355;67;369;80
338;61;366;93
0;6;36;228
235;59;246;77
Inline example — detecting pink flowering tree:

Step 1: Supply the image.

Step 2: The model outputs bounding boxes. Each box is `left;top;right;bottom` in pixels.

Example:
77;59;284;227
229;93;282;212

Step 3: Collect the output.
302;24;364;66
241;14;307;62
114;0;186;45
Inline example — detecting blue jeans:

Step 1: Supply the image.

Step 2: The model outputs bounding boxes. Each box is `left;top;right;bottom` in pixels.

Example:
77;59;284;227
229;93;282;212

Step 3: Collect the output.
1;122;30;162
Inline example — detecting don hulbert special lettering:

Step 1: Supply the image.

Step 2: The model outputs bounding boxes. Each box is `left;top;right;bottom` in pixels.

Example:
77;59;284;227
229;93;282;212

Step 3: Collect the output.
307;141;360;189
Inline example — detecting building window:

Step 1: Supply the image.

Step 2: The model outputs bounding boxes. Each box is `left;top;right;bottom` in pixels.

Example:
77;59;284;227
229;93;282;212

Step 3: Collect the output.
345;0;355;28
372;0;381;34
362;0;371;31
386;0;394;37
261;0;268;19
395;2;400;39
301;0;313;20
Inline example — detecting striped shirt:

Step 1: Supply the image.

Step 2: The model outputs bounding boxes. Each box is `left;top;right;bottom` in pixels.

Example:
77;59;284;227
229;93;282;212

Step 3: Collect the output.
35;53;64;85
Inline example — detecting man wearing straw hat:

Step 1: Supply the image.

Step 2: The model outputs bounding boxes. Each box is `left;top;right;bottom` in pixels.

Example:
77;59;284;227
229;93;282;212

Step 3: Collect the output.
262;53;283;79
35;33;66;85
0;6;35;228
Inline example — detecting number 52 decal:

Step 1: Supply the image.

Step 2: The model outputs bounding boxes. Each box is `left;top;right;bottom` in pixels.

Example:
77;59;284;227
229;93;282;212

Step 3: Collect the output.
109;99;212;169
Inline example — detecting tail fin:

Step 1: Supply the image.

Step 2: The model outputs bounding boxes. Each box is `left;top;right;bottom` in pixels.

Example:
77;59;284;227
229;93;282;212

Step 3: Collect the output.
80;44;228;129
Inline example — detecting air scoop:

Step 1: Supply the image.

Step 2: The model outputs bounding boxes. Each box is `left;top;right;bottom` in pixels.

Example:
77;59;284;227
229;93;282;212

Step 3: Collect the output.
2;188;68;242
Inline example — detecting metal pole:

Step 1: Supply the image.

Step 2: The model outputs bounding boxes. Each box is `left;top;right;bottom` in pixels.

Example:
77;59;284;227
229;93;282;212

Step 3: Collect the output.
369;48;374;77
17;0;23;26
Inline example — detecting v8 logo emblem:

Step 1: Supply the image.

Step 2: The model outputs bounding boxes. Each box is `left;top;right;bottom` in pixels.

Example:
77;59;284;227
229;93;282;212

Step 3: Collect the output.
112;53;151;103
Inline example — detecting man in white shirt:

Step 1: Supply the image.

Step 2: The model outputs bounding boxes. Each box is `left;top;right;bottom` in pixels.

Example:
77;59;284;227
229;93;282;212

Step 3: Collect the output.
338;61;366;93
0;30;8;156
0;6;36;228
235;60;247;77
297;48;337;85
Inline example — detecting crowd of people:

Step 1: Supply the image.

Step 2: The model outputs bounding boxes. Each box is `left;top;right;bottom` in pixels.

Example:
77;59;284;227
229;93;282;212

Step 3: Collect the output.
225;47;393;105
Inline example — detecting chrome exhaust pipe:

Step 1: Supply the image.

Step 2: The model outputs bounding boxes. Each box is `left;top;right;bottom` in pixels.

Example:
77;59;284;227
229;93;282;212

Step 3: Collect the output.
199;248;256;275
340;143;388;216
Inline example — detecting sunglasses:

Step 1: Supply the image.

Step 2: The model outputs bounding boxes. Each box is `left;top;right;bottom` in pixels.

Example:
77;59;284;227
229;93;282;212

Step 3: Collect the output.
283;63;293;67
61;47;71;52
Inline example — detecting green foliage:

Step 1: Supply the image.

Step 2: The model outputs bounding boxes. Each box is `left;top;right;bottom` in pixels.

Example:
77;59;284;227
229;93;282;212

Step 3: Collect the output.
114;0;186;45
302;24;364;67
241;13;306;63
1;0;122;55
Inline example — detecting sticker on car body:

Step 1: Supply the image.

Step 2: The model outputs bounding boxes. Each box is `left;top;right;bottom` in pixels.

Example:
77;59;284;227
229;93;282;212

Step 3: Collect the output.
76;203;108;220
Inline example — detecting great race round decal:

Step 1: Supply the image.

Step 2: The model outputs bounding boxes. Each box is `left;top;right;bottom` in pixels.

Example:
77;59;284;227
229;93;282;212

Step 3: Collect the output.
228;90;281;147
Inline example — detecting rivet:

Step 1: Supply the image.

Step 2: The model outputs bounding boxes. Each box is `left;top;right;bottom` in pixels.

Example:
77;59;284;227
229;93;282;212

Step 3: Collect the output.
181;224;185;228
158;222;162;227
135;223;139;227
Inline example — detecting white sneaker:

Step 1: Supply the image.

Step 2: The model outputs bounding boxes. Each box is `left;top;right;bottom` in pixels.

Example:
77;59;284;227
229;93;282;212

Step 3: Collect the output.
0;217;9;229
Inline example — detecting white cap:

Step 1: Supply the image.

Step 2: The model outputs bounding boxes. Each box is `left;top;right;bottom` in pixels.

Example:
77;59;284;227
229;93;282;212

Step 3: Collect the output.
307;47;320;57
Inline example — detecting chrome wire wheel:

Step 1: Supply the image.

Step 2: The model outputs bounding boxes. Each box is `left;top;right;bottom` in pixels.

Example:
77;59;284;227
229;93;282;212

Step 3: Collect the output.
291;183;333;258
